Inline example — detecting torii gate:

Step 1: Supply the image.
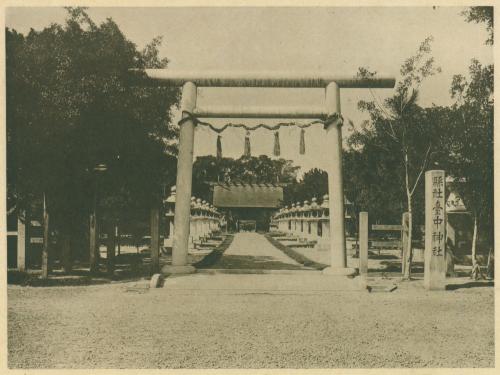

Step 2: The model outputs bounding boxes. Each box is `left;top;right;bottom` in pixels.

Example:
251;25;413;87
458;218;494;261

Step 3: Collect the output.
137;70;395;276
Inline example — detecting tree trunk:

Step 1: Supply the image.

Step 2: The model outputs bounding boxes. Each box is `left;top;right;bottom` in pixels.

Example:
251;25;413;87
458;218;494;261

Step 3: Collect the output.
150;207;160;274
403;194;413;280
486;246;494;279
22;210;30;272
89;212;98;274
401;212;409;275
116;224;121;256
41;194;49;279
61;231;72;274
107;220;116;276
445;221;456;276
446;247;456;277
471;214;478;278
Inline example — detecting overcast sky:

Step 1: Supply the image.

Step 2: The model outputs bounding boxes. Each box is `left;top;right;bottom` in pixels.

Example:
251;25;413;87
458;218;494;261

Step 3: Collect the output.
6;6;493;175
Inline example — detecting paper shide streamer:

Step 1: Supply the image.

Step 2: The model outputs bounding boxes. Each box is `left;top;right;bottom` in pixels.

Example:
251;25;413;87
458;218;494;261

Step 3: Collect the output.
179;111;344;157
244;130;251;157
273;131;280;156
299;129;306;155
216;135;222;159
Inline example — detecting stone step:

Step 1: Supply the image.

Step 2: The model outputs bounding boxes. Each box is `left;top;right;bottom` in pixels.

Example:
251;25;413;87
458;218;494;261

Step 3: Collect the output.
161;273;361;293
197;268;320;275
289;243;316;248
195;243;218;248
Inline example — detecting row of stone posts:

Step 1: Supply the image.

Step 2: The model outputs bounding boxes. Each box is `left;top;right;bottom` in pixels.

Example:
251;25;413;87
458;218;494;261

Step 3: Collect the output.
164;186;224;250
272;195;331;251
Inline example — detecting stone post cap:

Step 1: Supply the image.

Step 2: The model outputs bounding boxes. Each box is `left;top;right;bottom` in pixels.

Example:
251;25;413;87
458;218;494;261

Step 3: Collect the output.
302;200;310;210
166;187;177;203
322;195;329;208
311;197;318;208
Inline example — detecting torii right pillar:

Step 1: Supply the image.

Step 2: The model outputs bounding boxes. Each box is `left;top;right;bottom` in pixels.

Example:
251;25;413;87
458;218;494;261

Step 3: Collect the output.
323;82;355;276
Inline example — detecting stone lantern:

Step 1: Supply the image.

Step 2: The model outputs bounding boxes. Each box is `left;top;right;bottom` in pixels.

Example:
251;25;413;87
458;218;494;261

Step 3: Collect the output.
316;194;330;251
164;186;176;249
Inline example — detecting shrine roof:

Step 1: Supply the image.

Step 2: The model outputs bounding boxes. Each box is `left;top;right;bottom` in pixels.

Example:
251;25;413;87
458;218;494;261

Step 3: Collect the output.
212;183;284;208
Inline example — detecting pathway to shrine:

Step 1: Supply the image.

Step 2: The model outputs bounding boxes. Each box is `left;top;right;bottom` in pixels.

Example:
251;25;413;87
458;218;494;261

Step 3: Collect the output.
208;232;311;271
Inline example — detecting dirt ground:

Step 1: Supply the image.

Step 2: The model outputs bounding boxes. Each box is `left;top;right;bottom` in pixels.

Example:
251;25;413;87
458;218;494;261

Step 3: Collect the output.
8;274;494;369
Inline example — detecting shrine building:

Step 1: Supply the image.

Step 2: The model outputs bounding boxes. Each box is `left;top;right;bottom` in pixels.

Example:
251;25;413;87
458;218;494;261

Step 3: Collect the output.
210;182;284;232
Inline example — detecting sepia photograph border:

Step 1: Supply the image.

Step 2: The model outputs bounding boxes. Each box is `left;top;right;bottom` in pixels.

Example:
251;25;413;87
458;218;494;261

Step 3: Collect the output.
0;0;497;374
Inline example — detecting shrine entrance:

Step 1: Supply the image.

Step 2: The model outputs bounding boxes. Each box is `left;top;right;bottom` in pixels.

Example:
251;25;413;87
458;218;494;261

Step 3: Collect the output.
136;70;395;276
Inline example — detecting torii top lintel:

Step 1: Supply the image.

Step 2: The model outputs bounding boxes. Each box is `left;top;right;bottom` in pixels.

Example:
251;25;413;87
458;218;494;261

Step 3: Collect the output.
140;69;396;89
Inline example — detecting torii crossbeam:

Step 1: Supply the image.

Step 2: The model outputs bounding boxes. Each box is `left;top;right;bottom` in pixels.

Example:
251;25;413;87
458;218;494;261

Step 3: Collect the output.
135;70;395;276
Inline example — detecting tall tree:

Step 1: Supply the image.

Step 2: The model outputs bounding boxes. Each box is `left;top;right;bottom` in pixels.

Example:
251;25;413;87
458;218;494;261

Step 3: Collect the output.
355;37;442;279
448;6;494;277
6;7;180;269
445;60;493;277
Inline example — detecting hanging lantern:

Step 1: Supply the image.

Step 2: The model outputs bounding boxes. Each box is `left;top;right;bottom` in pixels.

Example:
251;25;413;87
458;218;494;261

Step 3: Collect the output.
216;135;222;159
299;128;306;155
244;130;251;157
273;131;280;156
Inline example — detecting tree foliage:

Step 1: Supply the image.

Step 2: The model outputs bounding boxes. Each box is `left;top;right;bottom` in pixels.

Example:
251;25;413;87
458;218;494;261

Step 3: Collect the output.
350;38;444;278
445;59;493;245
192;155;300;202
351;38;442;219
343;146;404;224
462;6;494;45
7;7;180;257
283;168;328;206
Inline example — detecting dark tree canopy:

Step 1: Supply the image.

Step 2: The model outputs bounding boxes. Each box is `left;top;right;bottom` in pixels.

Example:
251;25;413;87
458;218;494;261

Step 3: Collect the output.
445;60;493;242
7;8;180;254
283;168;328;206
192;155;300;202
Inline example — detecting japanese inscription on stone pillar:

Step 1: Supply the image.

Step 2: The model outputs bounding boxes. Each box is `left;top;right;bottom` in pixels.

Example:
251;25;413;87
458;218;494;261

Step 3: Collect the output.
424;170;446;290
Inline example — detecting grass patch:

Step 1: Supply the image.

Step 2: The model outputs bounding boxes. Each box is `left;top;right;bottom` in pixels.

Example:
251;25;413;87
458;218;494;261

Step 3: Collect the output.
193;235;234;269
264;234;328;270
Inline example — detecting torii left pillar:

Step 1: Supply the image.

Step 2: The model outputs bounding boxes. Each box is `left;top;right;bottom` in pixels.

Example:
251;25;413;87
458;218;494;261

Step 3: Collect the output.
161;82;197;275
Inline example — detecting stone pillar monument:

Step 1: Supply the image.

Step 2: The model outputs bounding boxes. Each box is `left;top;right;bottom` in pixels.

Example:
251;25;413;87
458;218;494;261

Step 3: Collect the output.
424;170;446;290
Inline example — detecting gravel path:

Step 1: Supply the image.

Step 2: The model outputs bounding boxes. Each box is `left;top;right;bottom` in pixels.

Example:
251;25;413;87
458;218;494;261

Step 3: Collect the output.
209;232;309;270
8;276;494;369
